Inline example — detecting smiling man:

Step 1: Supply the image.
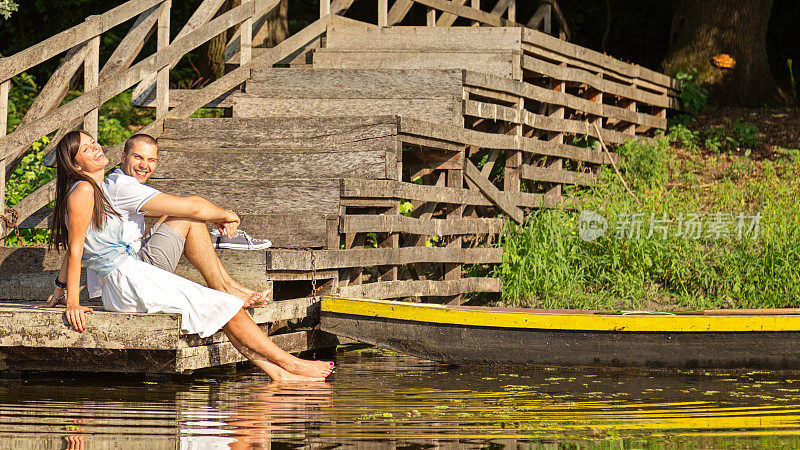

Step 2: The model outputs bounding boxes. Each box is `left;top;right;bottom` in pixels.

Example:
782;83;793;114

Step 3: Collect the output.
84;133;271;306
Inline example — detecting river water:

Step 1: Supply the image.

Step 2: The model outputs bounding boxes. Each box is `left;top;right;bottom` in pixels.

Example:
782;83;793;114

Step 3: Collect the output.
3;346;800;448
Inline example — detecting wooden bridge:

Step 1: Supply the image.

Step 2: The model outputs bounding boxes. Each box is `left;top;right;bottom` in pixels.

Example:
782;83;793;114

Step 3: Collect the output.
0;0;679;373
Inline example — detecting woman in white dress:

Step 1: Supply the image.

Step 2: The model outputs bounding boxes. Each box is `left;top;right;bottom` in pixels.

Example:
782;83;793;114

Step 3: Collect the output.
48;130;333;381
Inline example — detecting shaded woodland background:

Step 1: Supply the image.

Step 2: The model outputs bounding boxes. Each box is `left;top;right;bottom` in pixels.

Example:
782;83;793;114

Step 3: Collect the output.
1;0;798;107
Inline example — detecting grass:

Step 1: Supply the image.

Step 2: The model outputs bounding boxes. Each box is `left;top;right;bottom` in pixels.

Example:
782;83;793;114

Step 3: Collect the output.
494;122;800;311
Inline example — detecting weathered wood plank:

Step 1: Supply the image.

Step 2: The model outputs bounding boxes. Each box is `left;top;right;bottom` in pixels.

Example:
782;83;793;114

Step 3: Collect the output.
399;117;616;165
521;27;678;91
342;178;490;207
159;116;398;150
0;302;181;350
464;71;667;130
341;215;503;236
313;49;518;79
266;246;502;271
520;165;595;186
17;44;89;130
521;55;677;110
154;147;393;180
464;159;523;223
0;270;90;302
412;0;517;27
147;179;341;215
435;0;469;27
175;212;331;250
387;0;414;25
176;330;338;371
326;24;522;50
0;347;179;373
247;68;464;98
342;178;559;209
232;97;462;127
134;87;239;108
337;277;500;299
463;99;631;144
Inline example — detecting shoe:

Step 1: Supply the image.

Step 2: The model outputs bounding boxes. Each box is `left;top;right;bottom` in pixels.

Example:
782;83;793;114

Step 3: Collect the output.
211;229;272;250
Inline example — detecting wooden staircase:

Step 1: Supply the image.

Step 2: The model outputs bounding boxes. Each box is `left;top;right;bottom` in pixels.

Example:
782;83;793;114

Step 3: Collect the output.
1;0;681;306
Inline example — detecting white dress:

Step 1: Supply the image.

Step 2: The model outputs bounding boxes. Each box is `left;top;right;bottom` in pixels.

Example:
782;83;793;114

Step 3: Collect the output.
73;189;244;338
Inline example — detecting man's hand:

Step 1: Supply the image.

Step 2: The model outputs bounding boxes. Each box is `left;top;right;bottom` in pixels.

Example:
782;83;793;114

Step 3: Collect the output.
212;209;240;237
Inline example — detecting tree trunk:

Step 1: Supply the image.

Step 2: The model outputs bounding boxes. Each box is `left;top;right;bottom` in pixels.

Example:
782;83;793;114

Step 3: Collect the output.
199;0;240;81
662;0;787;107
261;0;288;48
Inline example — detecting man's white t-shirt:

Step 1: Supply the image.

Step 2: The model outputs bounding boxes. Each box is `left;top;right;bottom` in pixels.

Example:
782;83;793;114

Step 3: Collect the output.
87;169;161;298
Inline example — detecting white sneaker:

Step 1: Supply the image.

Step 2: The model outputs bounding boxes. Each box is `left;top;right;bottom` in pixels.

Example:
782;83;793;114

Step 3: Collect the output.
211;229;272;250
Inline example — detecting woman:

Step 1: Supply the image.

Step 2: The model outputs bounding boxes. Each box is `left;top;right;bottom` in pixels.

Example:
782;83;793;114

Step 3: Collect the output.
47;130;333;381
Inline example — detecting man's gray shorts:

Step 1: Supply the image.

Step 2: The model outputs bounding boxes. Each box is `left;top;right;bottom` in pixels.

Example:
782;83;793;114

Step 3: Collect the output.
138;222;185;273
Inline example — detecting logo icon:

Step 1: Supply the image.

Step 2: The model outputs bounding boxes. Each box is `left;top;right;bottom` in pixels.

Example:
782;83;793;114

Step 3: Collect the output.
578;210;607;242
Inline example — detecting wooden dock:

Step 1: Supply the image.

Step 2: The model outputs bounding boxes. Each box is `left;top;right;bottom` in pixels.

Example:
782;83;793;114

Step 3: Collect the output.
0;297;336;374
0;0;680;372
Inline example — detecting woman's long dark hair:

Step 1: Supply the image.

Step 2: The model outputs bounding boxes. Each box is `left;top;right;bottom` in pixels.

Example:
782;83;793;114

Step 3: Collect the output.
49;130;119;251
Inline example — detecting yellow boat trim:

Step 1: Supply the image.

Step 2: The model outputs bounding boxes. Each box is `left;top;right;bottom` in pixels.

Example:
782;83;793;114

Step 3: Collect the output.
321;296;800;333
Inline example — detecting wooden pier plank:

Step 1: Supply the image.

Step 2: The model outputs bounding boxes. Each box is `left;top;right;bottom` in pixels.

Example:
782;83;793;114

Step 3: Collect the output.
0;302;181;350
341;215;504;236
337;278;500;299
266;246;502;271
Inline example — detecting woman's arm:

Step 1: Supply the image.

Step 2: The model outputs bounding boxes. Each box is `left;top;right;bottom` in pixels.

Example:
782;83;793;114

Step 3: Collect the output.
64;182;95;332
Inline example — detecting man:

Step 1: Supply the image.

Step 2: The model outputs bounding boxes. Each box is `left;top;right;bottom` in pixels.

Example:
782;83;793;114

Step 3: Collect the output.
85;133;271;306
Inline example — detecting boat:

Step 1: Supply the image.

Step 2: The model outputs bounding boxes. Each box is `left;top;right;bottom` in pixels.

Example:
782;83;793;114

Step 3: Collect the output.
320;296;800;369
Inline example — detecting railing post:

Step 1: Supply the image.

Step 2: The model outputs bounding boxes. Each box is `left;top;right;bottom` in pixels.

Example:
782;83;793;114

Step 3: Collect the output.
471;0;480;26
156;0;171;119
320;0;330;18
1;78;9;238
240;8;253;67
507;0;515;22
84;31;100;139
378;0;388;26
426;7;436;26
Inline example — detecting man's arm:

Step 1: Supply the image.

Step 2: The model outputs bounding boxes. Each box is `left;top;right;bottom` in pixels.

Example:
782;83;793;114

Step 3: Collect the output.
141;193;240;236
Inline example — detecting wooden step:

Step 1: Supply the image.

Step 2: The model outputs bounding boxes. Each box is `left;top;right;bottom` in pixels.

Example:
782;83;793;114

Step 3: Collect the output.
314;49;522;81
325;24;523;51
156;116;402;182
233;68;463;126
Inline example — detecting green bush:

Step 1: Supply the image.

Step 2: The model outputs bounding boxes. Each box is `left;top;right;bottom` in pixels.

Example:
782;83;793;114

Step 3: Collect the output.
494;137;800;310
675;68;710;115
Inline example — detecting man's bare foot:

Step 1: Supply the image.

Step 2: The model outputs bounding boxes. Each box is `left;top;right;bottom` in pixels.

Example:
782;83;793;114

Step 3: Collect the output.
282;357;334;379
244;288;272;307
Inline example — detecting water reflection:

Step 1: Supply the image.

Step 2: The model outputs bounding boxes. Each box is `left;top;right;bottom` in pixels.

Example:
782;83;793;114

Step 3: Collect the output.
3;348;800;448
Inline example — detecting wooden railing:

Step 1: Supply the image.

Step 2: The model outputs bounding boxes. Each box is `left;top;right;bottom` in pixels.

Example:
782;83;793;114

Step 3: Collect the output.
1;0;566;240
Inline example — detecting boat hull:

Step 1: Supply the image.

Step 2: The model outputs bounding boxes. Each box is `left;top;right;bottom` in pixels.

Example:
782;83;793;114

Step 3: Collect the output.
321;297;800;369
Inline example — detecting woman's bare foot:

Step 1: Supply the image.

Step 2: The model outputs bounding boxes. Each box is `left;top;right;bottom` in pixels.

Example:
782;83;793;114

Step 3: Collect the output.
281;357;334;379
255;358;327;382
